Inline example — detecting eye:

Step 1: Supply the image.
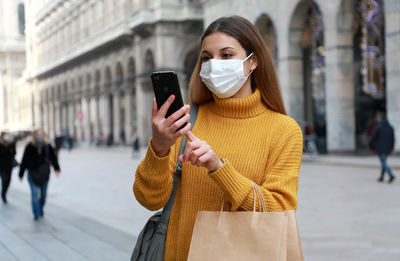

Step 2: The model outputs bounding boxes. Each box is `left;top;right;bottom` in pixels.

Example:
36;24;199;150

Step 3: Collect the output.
222;53;233;59
201;56;210;62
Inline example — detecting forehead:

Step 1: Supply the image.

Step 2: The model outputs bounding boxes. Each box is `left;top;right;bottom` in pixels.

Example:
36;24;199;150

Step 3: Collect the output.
201;32;243;52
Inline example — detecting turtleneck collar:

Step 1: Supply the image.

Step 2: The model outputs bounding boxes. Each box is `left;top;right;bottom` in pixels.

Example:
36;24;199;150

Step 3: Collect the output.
209;88;267;118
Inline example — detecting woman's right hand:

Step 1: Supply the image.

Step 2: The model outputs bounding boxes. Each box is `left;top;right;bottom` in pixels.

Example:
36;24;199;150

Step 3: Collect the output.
151;95;191;157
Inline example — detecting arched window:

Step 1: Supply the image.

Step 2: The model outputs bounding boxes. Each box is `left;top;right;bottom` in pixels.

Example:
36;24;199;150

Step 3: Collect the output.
255;14;278;66
289;0;327;154
18;3;25;35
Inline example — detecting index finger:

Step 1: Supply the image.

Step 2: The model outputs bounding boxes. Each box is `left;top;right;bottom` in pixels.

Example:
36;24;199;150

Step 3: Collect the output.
158;95;175;118
185;131;198;142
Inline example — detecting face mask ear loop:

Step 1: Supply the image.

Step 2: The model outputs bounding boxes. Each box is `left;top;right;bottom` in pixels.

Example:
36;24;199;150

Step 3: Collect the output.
243;52;254;62
245;70;253;78
244;53;254;78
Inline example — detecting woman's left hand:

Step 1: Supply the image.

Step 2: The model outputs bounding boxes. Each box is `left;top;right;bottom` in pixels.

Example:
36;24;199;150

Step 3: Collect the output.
178;131;224;172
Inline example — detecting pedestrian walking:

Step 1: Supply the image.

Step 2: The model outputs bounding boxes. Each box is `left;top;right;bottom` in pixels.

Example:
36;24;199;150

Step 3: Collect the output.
369;112;396;183
67;134;74;151
18;129;61;220
131;131;139;157
54;134;64;155
0;131;17;204
106;133;113;147
133;16;303;261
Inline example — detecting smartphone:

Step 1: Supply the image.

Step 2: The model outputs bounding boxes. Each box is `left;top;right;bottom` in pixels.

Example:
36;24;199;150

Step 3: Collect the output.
151;71;186;119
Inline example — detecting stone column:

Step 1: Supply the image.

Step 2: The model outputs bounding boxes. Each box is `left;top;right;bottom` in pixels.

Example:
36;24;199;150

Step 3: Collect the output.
113;92;121;144
68;100;74;137
75;99;83;141
385;1;400;151
83;96;92;142
42;101;48;133
71;100;76;139
277;27;291;112
54;101;61;136
48;101;55;140
324;4;356;152
60;102;64;133
92;95;100;140
136;80;145;147
134;36;147;147
61;102;68;134
282;13;305;125
125;89;134;144
101;94;111;141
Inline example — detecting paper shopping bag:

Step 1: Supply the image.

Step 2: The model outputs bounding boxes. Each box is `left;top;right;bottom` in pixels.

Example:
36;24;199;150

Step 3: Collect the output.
187;210;289;261
187;181;304;261
286;210;304;260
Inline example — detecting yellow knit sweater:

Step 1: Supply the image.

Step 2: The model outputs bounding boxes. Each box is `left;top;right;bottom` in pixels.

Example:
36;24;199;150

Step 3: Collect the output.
133;88;303;261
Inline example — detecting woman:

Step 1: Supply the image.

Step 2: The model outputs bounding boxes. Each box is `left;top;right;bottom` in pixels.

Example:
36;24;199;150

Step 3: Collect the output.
0;131;16;204
133;16;303;260
19;129;60;220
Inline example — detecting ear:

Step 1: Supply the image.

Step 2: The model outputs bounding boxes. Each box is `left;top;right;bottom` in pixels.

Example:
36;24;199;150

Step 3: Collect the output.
250;54;258;71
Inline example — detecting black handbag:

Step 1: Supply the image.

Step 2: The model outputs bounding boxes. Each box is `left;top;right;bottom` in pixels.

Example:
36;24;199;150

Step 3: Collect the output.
131;105;198;261
30;145;51;186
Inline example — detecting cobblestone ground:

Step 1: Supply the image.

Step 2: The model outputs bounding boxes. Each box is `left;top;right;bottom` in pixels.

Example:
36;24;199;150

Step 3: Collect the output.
297;163;400;260
0;145;399;260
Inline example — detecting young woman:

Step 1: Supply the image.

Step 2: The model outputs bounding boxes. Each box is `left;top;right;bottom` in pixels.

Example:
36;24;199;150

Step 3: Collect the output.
133;15;303;260
19;129;60;220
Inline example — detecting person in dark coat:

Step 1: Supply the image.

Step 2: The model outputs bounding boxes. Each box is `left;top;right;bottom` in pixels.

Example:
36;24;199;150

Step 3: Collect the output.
131;131;139;157
0;131;17;204
19;129;61;220
369;113;396;183
54;135;64;155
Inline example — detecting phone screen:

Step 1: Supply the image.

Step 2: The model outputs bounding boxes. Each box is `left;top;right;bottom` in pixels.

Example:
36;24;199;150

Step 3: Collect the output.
151;71;185;118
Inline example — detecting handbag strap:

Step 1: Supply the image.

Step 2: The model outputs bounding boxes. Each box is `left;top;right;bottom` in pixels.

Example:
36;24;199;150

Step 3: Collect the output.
159;105;198;226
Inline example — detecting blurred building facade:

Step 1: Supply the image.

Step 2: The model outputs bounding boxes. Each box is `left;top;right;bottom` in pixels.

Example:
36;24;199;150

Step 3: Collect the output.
203;0;400;153
0;0;26;131
22;0;202;144
6;0;400;153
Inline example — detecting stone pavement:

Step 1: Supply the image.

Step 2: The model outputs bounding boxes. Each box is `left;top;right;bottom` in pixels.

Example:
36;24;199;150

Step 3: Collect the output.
302;153;400;170
1;145;150;261
0;190;133;261
0;145;399;260
297;161;400;261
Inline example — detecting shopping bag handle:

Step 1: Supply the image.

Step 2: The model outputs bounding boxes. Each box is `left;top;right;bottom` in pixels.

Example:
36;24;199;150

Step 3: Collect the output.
219;180;267;213
251;180;267;212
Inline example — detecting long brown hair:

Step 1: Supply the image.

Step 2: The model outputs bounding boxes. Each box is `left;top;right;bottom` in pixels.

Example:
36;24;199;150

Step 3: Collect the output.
188;15;286;115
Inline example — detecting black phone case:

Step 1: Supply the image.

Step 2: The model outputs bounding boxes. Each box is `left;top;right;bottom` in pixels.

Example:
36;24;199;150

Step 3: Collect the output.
151;71;185;119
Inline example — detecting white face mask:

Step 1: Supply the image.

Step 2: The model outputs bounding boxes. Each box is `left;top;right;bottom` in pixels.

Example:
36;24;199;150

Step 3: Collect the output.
3;134;11;142
200;53;254;98
35;134;44;143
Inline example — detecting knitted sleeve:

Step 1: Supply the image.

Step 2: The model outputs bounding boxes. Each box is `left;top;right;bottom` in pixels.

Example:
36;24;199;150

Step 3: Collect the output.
209;118;303;212
133;138;179;211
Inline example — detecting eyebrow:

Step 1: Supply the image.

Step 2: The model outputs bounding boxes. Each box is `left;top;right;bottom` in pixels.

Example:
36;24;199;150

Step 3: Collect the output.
201;47;236;54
